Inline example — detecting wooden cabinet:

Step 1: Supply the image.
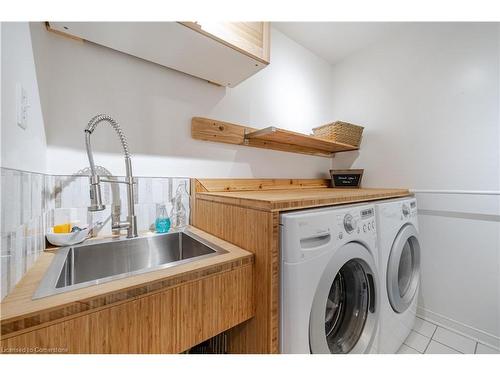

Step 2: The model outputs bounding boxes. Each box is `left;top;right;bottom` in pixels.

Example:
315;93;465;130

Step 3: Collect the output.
191;179;412;353
47;22;270;87
193;200;279;353
0;263;254;354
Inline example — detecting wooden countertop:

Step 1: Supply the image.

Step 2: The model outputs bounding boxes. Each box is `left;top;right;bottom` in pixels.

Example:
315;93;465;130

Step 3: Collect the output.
196;187;412;211
0;226;253;338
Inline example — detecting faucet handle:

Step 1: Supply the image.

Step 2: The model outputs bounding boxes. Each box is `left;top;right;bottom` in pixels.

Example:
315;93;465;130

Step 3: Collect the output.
89;221;104;237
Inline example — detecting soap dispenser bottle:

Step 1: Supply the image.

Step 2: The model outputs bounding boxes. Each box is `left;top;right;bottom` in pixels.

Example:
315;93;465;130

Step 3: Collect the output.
170;182;188;229
155;203;171;233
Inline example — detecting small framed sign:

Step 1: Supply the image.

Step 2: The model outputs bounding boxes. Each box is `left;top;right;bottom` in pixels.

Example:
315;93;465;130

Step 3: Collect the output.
330;169;364;188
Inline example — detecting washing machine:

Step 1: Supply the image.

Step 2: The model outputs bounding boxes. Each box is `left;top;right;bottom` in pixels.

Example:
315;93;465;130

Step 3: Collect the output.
376;197;421;353
280;203;380;354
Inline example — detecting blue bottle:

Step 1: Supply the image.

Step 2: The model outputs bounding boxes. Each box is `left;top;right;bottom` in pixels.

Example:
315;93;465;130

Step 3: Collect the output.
155;203;171;233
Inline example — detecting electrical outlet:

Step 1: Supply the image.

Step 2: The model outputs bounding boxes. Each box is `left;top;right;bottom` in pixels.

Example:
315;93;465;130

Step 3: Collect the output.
16;83;29;129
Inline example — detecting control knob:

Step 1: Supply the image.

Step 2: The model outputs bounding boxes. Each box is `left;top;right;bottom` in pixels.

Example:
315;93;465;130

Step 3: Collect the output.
343;214;357;234
402;204;410;218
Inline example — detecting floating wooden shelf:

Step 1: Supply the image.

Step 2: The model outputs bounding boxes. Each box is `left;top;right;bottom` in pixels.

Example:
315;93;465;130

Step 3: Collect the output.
191;117;358;157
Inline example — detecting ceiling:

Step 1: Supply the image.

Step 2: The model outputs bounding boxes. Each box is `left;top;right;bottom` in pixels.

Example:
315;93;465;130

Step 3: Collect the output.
273;22;404;65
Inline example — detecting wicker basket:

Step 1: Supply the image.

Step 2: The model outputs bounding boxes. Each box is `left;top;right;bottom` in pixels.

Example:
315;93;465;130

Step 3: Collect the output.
312;121;364;147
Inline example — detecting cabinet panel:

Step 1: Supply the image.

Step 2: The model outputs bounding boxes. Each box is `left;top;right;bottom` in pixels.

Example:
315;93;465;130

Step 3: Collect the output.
1;264;253;354
47;22;269;87
89;265;253;353
192;199;277;353
0;316;90;354
88;292;163;353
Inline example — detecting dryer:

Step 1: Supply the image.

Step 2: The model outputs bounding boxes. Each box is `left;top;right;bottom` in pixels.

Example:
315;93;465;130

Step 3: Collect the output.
376;197;421;353
280;203;379;354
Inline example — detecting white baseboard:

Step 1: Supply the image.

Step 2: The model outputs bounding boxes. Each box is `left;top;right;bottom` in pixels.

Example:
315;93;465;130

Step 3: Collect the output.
417;306;500;350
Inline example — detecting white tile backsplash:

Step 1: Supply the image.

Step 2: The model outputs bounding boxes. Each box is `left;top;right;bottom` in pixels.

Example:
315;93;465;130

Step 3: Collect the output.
0;256;10;300
0;167;189;301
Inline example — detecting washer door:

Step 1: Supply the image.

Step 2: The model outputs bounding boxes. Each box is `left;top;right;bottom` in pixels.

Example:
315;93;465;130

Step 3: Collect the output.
387;224;421;313
309;242;378;354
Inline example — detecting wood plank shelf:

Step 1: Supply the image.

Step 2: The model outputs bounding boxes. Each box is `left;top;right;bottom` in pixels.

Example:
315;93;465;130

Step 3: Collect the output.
191;117;358;157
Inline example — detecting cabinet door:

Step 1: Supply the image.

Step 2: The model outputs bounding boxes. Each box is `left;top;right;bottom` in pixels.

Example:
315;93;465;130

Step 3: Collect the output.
89;266;253;353
88;293;162;354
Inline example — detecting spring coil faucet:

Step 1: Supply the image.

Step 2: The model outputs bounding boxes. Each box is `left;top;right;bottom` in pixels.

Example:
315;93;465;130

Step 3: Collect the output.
85;114;138;238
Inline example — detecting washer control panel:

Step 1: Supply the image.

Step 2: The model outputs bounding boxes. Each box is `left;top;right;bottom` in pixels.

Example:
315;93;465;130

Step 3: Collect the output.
338;207;376;240
280;203;378;263
401;199;418;220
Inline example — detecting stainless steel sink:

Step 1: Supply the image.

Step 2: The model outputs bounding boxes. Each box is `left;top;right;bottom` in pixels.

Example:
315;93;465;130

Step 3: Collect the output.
33;229;227;299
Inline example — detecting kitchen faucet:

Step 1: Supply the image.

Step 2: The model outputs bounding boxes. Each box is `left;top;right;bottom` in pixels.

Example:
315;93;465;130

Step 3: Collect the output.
84;114;138;238
77;165;122;237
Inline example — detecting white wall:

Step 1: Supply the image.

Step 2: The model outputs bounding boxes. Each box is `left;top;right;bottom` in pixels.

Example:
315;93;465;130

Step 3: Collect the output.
331;23;498;190
416;192;499;347
1;22;47;173
330;23;500;346
29;23;334;178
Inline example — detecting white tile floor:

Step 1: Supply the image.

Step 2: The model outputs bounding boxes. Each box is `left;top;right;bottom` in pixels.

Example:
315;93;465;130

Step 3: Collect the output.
396;316;500;354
